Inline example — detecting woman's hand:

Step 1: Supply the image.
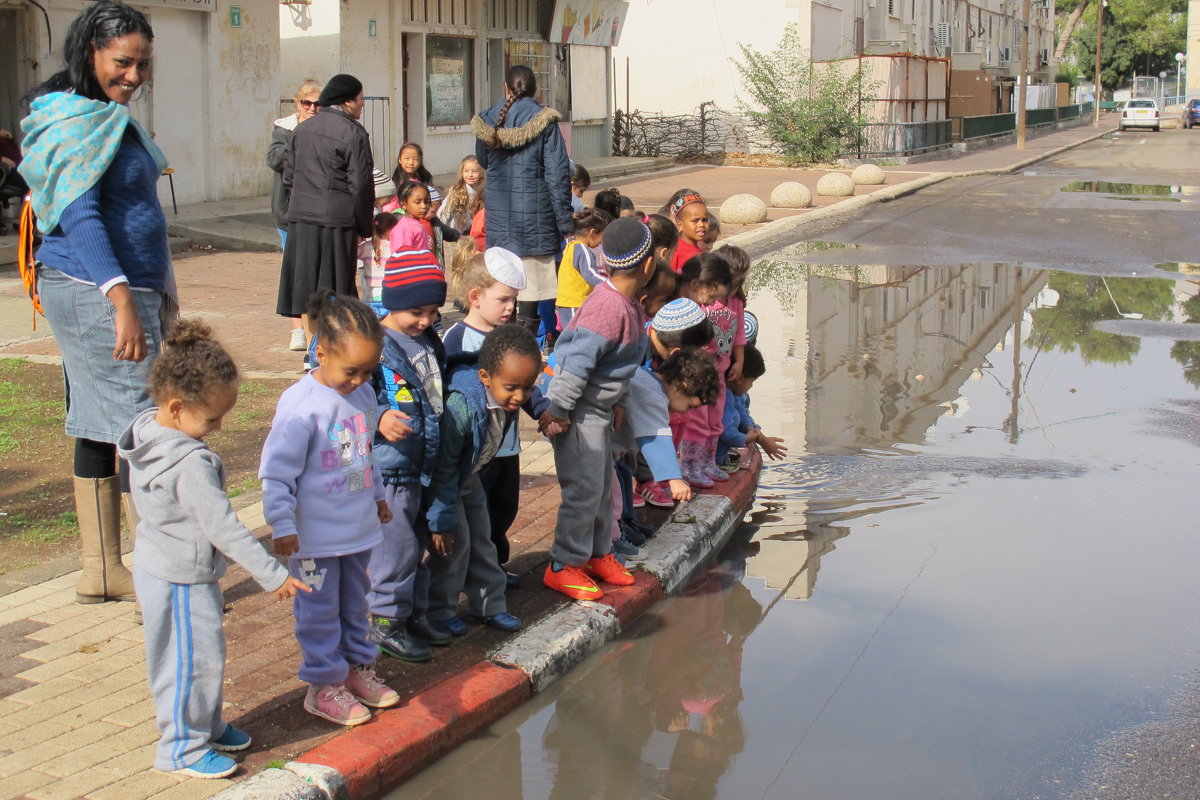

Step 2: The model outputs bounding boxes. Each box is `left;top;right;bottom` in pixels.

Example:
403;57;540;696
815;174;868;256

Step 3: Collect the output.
106;284;147;362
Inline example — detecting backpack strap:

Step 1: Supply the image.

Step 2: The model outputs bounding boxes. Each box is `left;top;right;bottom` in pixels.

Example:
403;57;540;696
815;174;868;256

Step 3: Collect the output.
17;195;43;327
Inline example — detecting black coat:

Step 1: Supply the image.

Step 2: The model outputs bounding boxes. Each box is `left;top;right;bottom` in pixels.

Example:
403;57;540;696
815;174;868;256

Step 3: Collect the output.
472;97;573;257
266;114;297;231
283;106;374;237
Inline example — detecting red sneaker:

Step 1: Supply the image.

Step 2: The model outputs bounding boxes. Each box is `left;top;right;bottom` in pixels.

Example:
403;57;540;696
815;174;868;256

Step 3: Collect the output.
584;553;635;586
637;480;675;508
543;562;604;600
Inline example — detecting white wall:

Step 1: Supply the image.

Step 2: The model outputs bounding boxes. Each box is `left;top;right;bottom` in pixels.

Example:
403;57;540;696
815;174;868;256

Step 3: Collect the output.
279;0;339;97
611;0;800;115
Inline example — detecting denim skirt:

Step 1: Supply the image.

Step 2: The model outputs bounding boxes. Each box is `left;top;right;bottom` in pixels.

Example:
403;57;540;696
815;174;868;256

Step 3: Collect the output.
37;266;164;444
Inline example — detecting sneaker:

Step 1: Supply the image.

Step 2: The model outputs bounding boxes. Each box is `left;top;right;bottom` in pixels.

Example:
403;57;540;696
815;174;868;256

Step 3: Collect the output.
304;684;372;726
430;615;467;637
612;534;639;557
637;480;676;508
288;328;307;351
624;516;655;540
584;553;636;586
469;612;523;632
631;491;646;508
175;749;238;779
406;614;454;646
370;616;432;662
618;519;646;546
543;561;604;600
211;724;251;752
505;571;521;589
302;355;312;373
344;664;401;709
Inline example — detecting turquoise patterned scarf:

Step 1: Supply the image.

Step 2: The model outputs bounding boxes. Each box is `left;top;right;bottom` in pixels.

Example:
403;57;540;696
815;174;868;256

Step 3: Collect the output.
20;92;169;234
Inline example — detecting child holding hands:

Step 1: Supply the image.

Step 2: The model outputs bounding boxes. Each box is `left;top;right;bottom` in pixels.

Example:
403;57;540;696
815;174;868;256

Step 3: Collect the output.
120;320;309;779
260;293;399;727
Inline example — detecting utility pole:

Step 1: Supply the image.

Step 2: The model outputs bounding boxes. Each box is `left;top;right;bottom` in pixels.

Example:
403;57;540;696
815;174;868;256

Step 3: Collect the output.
1093;0;1105;126
1016;0;1032;147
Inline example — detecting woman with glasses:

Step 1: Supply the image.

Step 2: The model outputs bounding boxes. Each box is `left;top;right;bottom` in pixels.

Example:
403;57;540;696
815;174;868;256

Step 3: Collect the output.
268;78;321;354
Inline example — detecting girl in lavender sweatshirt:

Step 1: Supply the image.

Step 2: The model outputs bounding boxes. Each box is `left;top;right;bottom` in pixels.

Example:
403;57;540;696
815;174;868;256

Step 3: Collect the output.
260;294;397;727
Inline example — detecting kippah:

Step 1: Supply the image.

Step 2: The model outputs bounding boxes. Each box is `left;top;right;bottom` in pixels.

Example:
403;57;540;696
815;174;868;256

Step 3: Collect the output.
427;184;442;205
743;309;759;343
484;247;527;290
601;218;652;271
653;298;706;332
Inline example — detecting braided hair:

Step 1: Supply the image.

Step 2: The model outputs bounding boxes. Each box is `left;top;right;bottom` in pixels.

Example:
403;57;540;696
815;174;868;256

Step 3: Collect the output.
489;65;537;149
306;293;383;355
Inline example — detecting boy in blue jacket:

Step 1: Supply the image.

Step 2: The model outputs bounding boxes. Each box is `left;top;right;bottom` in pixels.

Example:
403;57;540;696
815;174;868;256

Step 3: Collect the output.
719;344;787;465
368;249;452;661
425;325;543;634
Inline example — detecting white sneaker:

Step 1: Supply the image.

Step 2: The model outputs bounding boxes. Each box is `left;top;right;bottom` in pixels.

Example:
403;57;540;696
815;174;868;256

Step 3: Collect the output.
288;328;306;351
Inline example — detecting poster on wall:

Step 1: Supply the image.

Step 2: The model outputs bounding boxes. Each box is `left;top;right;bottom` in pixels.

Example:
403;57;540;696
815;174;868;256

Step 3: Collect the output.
549;0;630;47
426;37;474;126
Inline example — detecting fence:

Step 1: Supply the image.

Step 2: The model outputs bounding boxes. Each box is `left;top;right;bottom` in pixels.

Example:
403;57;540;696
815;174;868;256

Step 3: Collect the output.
277;96;393;172
961;112;1015;140
841;120;953;158
612;103;762;159
958;102;1095;141
1026;107;1056;128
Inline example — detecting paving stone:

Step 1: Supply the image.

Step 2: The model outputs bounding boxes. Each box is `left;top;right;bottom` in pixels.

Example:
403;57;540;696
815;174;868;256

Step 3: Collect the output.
0;736;67;774
150;777;232;800
100;697;154;728
104;721;161;749
0;766;56;796
35;741;123;777
28;767;120;800
39;721;124;750
14;638;85;666
0;719;71;751
54;693;144;729
92;747;157;778
13;651;95;683
85;768;182;800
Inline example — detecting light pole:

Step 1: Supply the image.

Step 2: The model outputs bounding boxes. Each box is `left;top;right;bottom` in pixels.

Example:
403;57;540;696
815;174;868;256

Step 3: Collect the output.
1093;0;1106;126
1017;0;1032;147
1176;53;1186;99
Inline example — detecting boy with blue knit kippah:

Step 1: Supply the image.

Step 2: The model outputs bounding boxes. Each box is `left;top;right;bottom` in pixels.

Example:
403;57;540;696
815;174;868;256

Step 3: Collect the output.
539;217;657;600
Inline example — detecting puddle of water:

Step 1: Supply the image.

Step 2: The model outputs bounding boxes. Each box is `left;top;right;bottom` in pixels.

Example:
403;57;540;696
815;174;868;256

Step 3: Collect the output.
1060;180;1184;200
397;262;1200;800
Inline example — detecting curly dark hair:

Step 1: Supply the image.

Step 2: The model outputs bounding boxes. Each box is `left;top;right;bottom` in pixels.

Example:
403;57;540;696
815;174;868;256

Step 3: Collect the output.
149;319;237;405
307;293;383;354
572;207;612;235
658;347;719;406
25;1;154;105
478;323;542;374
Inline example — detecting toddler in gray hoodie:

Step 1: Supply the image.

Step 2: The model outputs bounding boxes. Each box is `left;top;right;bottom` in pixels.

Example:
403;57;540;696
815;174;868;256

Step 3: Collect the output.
118;320;308;780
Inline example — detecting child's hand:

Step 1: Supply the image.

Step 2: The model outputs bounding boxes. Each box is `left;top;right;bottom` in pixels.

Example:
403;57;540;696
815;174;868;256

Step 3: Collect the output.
379;409;413;442
668;479;693;503
538;412;570;436
274;535;300;556
377;500;393;525
612;405;626;431
431;532;453;556
758;434;788;461
272;576;312;600
745;428;760;445
726;361;743;384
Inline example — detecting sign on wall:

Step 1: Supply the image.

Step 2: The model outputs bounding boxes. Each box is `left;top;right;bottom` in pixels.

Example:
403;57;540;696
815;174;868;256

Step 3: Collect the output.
134;0;217;11
549;0;629;47
426;37;474;127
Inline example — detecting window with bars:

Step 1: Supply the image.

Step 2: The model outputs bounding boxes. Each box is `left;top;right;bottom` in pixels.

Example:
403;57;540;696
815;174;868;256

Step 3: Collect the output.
504;40;552;106
401;0;472;25
489;0;540;33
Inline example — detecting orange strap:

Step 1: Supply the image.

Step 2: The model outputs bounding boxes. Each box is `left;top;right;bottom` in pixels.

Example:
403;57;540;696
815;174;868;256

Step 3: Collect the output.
17;195;42;326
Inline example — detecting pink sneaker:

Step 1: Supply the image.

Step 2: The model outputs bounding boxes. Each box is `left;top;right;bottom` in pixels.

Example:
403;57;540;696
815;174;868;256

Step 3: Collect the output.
304;683;371;726
344;664;400;708
631;491;646;508
637;480;676;508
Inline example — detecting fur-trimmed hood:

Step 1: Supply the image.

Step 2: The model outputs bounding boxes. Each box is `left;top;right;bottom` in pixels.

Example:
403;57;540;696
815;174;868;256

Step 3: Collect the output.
472;97;561;150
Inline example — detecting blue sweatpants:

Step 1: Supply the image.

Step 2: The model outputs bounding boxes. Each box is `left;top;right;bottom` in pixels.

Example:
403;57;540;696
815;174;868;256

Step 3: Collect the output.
290;550;377;685
135;568;230;772
367;482;429;621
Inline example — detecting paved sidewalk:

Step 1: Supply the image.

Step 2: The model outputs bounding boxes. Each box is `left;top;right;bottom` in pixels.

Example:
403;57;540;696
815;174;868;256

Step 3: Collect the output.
0;118;1115;800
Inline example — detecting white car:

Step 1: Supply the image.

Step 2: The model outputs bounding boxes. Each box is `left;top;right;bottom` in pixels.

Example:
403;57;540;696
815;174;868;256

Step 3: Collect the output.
1120;99;1160;132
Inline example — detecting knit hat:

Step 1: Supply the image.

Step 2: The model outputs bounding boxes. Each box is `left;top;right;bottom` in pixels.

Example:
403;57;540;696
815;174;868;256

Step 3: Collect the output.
743;309;759;343
382;250;447;310
318;74;363;107
484;247;527;290
653;298;706;332
372;169;396;200
601;218;653;271
427;184;443;205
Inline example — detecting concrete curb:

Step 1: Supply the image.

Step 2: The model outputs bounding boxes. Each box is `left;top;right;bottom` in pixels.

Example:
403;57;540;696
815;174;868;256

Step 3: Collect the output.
212;451;761;800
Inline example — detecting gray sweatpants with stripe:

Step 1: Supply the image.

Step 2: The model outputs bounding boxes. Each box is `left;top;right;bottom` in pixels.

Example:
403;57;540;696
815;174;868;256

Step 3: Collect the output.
549;399;615;566
135;567;229;772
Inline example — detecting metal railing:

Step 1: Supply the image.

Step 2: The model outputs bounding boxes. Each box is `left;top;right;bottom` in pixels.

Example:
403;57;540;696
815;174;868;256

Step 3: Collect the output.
1058;104;1082;120
277;96;393;172
961;112;1016;140
840;119;953;158
1026;107;1056;128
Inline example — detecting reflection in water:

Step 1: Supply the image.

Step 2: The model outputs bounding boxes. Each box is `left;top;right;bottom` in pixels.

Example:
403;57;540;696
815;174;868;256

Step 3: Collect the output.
1059;180;1183;199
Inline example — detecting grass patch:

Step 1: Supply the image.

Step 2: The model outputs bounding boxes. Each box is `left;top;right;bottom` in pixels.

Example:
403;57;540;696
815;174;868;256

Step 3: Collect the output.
226;475;261;499
262;759;287;771
0;359;66;454
1;510;78;544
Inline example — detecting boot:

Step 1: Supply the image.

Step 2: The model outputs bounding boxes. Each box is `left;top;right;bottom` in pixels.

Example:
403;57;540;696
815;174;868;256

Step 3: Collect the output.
702;437;730;482
517;315;542;341
679;440;713;489
121;492;144;624
75;476;136;604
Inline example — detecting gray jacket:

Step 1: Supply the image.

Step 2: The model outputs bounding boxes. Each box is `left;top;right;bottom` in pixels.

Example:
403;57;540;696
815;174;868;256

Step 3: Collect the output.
283;105;374;237
118;409;288;590
267;114;297;230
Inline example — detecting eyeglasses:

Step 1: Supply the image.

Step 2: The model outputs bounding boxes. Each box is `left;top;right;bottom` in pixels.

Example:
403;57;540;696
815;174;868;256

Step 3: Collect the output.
298;99;317;108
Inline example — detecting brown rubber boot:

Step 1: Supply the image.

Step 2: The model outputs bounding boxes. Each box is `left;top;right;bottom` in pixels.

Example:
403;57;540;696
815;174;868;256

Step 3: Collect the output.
75;476;136;604
121;492;144;624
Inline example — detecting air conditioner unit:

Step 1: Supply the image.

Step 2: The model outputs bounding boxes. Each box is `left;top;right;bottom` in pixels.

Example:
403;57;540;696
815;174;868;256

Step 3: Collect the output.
936;21;951;47
1000;46;1012;61
983;47;995;66
973;39;985;53
909;21;918;34
1039;48;1050;64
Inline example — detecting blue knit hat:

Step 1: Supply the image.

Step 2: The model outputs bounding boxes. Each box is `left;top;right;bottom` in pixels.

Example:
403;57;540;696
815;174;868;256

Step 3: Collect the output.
382;250;446;310
743;310;759;343
601;218;653;271
653;298;706;332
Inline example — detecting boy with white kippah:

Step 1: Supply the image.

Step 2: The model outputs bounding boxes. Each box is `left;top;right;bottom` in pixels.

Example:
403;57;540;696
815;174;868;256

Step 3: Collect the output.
538;218;657;600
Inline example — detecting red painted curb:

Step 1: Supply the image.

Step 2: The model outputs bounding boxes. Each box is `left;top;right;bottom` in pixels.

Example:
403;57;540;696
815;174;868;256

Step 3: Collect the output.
702;448;762;511
297;662;531;799
599;570;667;628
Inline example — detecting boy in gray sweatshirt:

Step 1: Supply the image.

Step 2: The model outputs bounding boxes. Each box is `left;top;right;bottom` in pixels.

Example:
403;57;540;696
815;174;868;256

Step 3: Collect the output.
118;320;307;779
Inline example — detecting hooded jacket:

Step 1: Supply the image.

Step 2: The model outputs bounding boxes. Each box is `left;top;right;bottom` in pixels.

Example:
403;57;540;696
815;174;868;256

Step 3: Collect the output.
472;96;573;257
118;409;289;590
372;328;446;486
283;105;374;237
267;114;298;231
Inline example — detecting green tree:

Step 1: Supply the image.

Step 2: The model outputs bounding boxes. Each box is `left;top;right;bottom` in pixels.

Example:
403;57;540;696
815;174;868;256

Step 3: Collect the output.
731;24;876;164
1169;294;1200;388
1068;0;1186;90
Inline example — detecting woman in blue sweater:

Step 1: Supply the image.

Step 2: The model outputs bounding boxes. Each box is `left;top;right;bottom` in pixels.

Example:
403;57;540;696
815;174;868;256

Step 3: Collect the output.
20;0;174;605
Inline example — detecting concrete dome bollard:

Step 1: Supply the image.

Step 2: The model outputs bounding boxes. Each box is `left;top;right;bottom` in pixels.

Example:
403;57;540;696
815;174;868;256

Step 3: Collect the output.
718;193;768;224
769;181;813;208
851;164;886;185
816;172;855;197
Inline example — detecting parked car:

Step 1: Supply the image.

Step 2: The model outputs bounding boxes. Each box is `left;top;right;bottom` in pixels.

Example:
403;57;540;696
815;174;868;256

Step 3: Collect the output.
1185;99;1200;129
1120;99;1161;132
